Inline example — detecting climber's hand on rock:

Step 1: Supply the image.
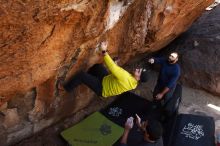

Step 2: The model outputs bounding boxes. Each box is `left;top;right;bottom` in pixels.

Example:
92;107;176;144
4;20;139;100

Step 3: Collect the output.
100;41;108;51
95;41;108;55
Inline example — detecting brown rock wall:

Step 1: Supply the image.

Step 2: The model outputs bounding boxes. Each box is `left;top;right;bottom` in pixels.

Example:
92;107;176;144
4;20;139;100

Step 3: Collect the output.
0;0;213;99
0;0;108;98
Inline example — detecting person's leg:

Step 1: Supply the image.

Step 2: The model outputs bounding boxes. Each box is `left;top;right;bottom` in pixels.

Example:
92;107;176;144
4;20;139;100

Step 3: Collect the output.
153;83;161;99
163;84;176;104
87;64;108;81
152;84;163;109
162;85;177;118
63;73;82;92
63;71;102;96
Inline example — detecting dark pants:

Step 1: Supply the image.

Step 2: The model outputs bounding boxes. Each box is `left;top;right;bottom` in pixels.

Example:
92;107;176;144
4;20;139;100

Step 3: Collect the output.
63;64;108;96
153;83;176;106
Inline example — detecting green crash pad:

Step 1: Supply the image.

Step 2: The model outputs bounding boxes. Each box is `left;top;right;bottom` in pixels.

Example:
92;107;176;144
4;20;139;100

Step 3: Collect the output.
61;112;124;146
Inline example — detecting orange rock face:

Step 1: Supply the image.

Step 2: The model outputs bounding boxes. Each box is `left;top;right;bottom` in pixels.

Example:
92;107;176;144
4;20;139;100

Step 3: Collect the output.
0;0;213;102
0;0;214;110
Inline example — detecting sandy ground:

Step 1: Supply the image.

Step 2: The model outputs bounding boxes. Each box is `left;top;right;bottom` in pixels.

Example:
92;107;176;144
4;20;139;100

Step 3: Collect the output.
16;70;220;146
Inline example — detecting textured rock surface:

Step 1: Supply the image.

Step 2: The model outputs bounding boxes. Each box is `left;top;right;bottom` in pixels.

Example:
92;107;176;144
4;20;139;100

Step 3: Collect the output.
3;108;20;129
0;0;213;145
181;6;220;96
162;5;220;96
0;0;213;102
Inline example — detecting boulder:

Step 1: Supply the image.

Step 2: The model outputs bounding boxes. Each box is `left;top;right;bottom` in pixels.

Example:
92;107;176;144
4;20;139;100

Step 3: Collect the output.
162;6;220;96
0;0;213;103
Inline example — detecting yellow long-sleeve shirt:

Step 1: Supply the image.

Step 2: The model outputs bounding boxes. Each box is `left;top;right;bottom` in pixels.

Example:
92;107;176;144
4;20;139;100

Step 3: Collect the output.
102;54;138;97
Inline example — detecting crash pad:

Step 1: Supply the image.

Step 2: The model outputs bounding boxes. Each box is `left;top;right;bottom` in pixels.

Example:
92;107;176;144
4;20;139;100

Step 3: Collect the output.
170;114;215;146
101;92;150;127
61;112;124;146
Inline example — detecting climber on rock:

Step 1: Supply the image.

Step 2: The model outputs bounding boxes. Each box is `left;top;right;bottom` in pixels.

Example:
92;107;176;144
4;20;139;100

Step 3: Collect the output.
148;52;181;107
60;41;148;98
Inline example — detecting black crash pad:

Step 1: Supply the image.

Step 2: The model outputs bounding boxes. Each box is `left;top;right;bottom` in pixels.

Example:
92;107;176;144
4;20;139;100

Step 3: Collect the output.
170;114;215;146
100;92;151;127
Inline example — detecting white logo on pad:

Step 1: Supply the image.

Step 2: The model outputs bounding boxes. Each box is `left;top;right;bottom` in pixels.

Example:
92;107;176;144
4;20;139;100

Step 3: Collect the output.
181;123;204;140
108;107;122;117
